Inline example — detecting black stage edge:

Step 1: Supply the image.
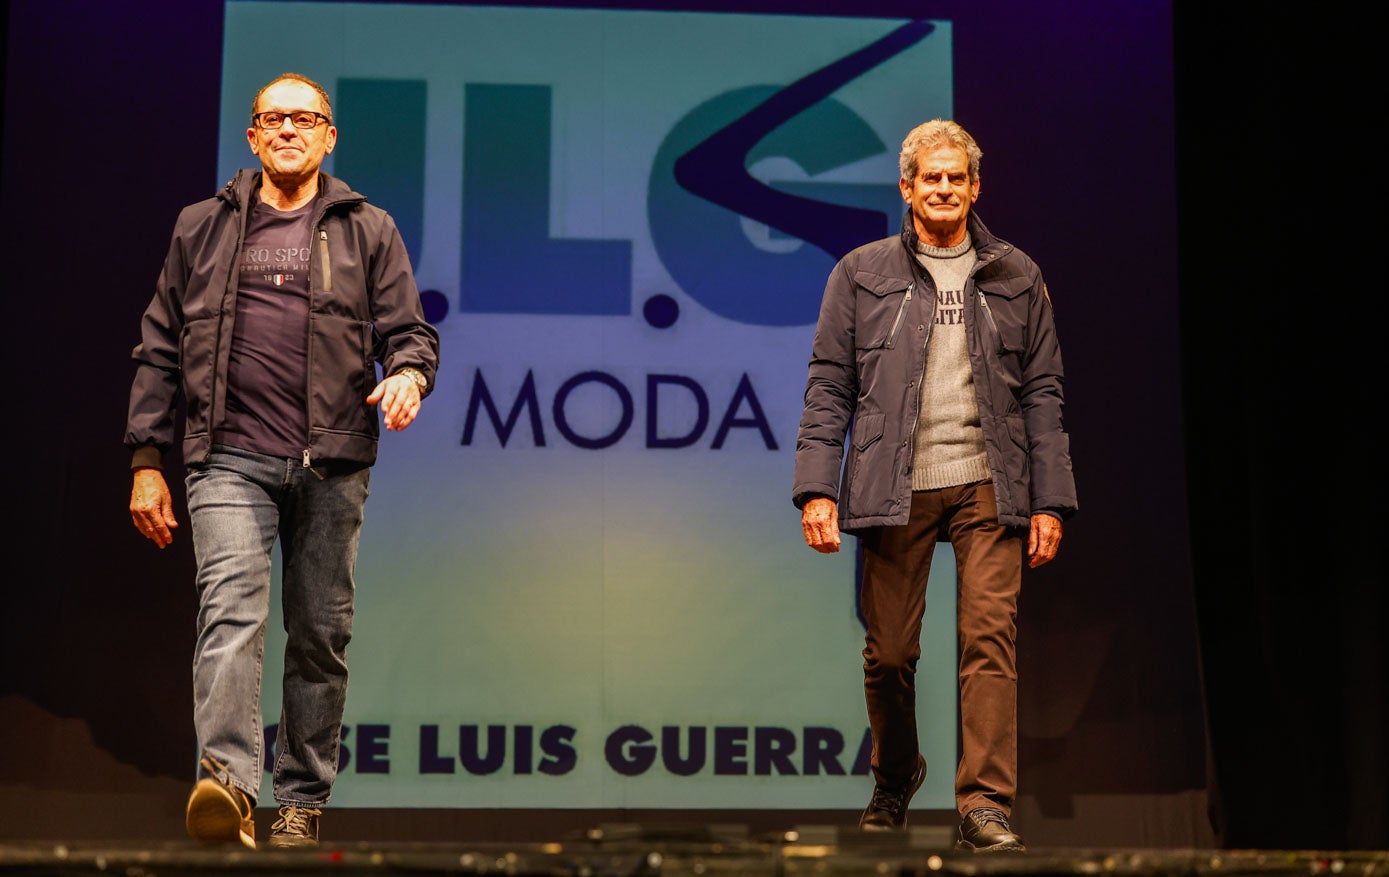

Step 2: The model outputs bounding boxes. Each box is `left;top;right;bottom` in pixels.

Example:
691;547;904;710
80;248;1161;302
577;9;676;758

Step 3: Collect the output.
2;827;1386;877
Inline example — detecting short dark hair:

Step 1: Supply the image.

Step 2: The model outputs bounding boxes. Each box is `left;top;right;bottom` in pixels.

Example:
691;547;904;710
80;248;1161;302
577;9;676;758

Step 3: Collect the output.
251;72;333;123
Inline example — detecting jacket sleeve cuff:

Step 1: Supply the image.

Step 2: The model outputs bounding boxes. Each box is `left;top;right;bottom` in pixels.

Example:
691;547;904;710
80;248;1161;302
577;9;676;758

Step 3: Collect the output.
131;445;163;470
793;487;837;510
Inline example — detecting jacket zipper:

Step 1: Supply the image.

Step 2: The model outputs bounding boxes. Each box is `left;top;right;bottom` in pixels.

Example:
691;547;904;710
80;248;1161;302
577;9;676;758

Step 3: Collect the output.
904;277;932;483
976;290;1004;353
885;283;913;348
209;192;247;462
318;228;332;292
302;225;332;468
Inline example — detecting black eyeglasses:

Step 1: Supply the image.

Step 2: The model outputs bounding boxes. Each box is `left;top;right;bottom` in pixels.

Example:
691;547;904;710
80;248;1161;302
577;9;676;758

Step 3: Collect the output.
252;110;330;130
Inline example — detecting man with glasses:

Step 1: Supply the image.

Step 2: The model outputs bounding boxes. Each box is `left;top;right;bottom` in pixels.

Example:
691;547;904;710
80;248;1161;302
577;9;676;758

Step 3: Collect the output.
125;72;440;849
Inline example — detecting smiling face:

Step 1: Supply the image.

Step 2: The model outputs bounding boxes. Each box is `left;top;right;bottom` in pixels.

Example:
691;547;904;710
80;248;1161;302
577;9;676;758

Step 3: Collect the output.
246;79;337;185
899;144;980;247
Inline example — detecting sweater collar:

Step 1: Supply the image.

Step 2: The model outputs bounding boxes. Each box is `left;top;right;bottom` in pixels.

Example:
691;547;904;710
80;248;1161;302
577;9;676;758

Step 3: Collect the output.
899;209;1001;256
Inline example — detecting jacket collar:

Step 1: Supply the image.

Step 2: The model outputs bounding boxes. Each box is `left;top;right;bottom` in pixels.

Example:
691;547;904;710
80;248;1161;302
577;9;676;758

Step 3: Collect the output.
217;168;366;212
897;209;1003;256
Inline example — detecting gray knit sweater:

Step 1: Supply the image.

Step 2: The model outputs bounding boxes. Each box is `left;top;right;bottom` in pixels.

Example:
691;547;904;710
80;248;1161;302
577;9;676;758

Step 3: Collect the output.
911;234;991;490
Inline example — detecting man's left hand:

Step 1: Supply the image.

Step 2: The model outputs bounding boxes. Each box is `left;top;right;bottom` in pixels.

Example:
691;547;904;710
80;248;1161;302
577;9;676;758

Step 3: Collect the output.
367;374;423;431
1027;513;1063;568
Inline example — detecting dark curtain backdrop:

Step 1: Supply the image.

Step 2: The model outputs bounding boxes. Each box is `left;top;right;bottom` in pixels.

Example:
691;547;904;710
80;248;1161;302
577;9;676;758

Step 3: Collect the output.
1173;5;1384;850
2;0;1382;851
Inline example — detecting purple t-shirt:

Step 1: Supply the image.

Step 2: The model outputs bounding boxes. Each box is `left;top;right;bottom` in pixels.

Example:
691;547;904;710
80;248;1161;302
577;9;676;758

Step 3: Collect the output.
214;197;316;457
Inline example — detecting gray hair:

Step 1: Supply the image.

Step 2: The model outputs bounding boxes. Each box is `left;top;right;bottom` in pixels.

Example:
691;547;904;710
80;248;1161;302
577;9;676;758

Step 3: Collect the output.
251;72;333;123
899;119;982;183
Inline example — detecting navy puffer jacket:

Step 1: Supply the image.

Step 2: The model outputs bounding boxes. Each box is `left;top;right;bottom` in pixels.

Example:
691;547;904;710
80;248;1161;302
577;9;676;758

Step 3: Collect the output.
793;211;1076;532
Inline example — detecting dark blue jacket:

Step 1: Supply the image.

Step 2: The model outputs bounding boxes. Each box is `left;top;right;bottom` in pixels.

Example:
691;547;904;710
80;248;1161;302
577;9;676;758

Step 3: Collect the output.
125;170;440;470
793;212;1076;532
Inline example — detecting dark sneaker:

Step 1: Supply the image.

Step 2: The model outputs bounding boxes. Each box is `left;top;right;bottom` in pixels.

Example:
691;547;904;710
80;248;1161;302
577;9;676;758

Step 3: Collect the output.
185;755;256;849
955;806;1026;852
859;754;927;830
269;805;322;848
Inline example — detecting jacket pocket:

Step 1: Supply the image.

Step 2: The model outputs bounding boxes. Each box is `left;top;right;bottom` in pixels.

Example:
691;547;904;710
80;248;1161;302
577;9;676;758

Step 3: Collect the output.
180;316;218;437
975;272;1030;357
310;313;376;437
853;270;913;350
998;413;1030;515
845;412;889;519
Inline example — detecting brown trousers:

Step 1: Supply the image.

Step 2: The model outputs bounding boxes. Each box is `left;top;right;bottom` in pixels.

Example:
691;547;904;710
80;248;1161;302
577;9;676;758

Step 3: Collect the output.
858;480;1021;817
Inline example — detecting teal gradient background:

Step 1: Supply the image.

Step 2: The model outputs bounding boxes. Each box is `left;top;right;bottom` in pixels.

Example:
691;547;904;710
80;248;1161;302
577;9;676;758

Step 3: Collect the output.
224;2;960;809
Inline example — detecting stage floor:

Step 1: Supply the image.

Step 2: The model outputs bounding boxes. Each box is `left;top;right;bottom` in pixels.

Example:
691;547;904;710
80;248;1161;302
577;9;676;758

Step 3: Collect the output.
3;826;1386;877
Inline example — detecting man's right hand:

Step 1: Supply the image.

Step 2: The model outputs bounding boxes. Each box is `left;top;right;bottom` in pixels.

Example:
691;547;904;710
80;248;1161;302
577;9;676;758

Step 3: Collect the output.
130;467;178;549
801;496;841;553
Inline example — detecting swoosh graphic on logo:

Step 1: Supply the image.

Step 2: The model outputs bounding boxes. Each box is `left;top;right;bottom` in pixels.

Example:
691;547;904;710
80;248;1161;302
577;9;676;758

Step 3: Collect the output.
673;20;936;260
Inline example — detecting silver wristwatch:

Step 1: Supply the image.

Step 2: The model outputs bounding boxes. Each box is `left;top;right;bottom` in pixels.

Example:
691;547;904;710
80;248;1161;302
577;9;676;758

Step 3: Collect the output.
397;367;428;392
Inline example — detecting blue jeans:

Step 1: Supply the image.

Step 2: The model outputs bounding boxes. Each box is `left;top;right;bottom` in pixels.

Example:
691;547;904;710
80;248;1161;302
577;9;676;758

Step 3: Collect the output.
185;445;370;806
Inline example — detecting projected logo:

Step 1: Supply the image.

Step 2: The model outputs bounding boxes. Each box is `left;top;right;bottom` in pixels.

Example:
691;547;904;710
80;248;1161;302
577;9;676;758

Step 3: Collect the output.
221;4;960;811
299;17;941;454
329;21;934;331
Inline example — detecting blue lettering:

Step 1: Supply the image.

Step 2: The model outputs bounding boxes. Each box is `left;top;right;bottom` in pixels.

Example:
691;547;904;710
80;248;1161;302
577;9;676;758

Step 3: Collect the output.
606;725;657;776
661;725;706;776
802;726;848;776
462;84;630;316
462;369;545;447
647;375;709;449
713;726;748;775
711;373;777;449
553;371;632;450
602;725;863;776
539;725;578;776
421;724;575;776
513;725;534;775
459;725;508;775
649;89;899;327
419;725;455;774
337;79;426;265
753;726;797;775
462;370;777;450
356;724;391;774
